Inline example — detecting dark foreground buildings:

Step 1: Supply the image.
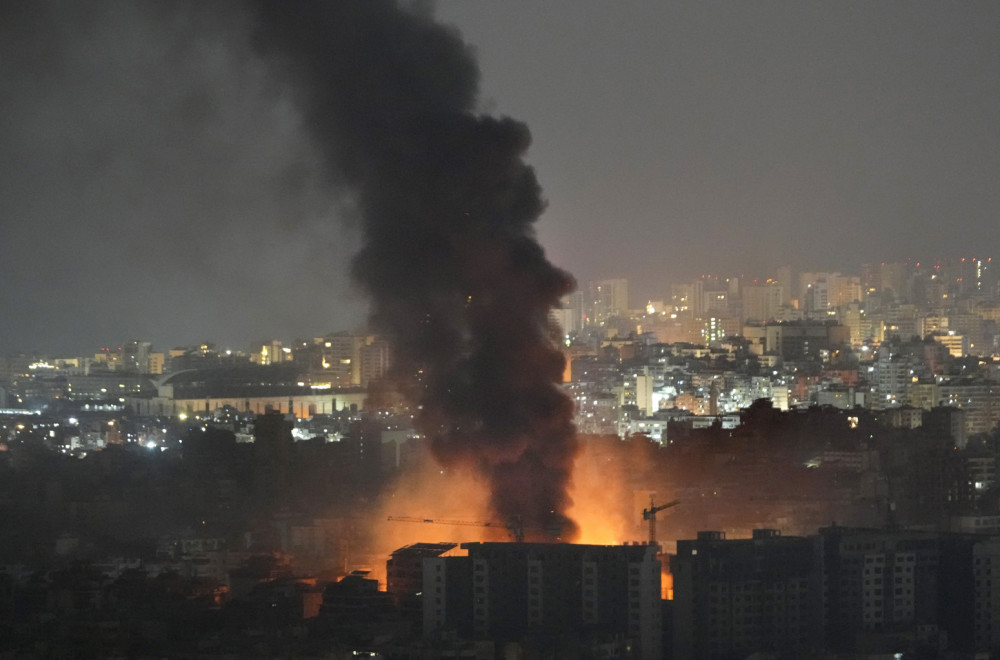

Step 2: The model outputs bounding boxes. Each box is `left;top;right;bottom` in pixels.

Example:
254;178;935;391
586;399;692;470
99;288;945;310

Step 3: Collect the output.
671;526;1000;659
12;529;1000;658
424;542;663;660
672;529;818;658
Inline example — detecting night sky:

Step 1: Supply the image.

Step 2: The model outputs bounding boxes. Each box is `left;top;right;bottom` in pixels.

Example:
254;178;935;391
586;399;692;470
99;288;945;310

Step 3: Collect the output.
2;1;999;355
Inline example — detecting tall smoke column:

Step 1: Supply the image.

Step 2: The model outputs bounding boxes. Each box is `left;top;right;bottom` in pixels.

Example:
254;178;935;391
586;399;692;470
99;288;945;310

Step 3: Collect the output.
255;0;580;541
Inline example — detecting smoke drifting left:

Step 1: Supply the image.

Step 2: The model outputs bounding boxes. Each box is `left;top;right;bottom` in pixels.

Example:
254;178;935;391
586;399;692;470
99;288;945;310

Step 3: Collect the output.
0;0;371;353
252;1;581;541
2;0;584;541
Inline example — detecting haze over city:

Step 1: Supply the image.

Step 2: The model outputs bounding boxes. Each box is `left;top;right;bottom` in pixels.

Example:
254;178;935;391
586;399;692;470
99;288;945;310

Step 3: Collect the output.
3;1;999;354
7;2;1000;658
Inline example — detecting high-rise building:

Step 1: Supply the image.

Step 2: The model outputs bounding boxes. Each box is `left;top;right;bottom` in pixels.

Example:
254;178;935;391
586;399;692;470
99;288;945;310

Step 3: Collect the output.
880;262;907;298
817;527;961;654
829;275;862;308
122;340;152;374
588;278;629;323
742;284;783;323
882;303;921;340
873;343;921;407
673;526;1000;656
669;282;695;314
840;302;869;346
548;291;585;336
797;272;860;314
702;289;730;316
672;529;818;659
253;410;294;497
938;380;1000;436
930;332;969;358
566;291;586;331
359;337;392;388
425;542;662;660
303;332;381;387
761;321;851;361
253;340;288;366
147;352;165;375
951;257;996;298
775;265;794;305
620;366;654;415
386;542;457;608
798;272;820;308
973;538;1000;650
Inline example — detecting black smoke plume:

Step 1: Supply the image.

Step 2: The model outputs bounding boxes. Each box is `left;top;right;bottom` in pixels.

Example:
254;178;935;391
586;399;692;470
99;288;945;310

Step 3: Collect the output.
254;1;580;540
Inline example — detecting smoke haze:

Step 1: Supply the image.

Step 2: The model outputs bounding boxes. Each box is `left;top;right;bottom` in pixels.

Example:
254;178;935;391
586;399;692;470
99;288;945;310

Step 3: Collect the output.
0;1;364;353
252;0;580;539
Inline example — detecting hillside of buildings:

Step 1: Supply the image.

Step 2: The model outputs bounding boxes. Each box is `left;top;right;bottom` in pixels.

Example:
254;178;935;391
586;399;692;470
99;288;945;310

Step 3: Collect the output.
3;257;1000;657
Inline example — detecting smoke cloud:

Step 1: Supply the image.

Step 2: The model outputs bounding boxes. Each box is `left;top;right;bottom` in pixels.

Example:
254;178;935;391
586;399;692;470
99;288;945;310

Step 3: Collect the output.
253;0;580;540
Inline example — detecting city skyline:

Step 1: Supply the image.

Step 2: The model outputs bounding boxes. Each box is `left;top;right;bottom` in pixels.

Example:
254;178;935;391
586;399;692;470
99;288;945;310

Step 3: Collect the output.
3;2;999;353
5;4;1000;655
2;252;994;357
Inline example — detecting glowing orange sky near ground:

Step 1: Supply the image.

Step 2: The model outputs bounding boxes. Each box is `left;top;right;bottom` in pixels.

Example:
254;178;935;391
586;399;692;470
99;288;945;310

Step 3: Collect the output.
365;441;677;595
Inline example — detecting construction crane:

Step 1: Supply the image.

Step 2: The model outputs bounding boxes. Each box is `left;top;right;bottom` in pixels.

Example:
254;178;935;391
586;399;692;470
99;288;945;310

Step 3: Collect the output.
642;497;680;546
387;516;526;542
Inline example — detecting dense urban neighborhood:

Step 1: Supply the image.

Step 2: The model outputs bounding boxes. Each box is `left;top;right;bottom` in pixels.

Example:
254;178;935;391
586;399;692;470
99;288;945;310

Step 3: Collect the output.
4;260;1000;657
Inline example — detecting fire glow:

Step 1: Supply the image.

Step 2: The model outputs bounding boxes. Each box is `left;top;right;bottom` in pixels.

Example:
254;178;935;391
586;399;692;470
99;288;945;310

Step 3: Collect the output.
367;443;678;599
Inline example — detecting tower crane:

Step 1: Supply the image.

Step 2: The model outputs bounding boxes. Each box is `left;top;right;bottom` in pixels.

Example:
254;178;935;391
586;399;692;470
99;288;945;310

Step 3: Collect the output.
642;497;680;547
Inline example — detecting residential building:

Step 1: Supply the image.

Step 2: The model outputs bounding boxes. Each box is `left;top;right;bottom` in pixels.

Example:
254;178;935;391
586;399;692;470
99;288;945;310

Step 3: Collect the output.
672;529;818;659
425;542;662;660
